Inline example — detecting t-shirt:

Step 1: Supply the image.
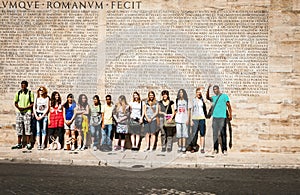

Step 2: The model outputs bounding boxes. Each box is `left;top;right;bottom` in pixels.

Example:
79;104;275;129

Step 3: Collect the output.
14;90;34;113
191;98;206;120
101;104;114;125
129;101;143;119
159;100;174;115
175;99;189;123
65;102;76;120
35;97;49;114
91;104;101;116
145;101;157;121
212;94;230;118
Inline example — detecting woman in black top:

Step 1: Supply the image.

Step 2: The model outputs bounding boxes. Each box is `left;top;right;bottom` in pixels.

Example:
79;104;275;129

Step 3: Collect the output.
158;90;175;152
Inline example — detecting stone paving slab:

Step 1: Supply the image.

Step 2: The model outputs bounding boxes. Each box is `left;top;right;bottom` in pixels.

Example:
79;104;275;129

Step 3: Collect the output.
0;147;299;170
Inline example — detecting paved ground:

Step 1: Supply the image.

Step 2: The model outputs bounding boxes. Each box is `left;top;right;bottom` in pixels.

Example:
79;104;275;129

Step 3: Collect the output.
0;146;299;170
0;163;300;194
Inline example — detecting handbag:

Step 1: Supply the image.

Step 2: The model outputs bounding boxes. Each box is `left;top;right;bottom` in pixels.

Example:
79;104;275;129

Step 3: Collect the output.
116;124;128;134
91;115;101;126
75;115;83;127
207;94;222;119
129;118;141;127
163;103;176;128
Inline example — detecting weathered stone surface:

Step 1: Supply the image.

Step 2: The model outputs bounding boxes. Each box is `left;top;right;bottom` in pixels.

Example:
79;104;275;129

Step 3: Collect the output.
0;0;299;154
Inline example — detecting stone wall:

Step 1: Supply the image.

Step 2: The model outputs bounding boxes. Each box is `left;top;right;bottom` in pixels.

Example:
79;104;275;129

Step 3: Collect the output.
0;0;299;153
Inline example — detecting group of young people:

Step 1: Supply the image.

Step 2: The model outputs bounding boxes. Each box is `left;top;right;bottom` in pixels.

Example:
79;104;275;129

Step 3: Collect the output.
12;81;232;155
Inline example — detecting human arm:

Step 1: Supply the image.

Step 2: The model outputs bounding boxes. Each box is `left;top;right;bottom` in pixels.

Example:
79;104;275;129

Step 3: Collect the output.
206;84;212;102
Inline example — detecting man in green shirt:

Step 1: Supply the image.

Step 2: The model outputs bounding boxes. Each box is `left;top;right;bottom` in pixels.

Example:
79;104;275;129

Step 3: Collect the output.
11;81;34;150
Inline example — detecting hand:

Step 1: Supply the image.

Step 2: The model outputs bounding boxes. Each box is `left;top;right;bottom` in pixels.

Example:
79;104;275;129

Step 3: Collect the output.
186;120;190;126
228;114;232;121
102;124;105;129
190;120;194;127
167;118;173;123
208;83;212;88
139;119;143;124
147;118;152;123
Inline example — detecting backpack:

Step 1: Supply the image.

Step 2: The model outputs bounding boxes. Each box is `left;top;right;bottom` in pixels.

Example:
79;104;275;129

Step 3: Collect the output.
17;90;32;104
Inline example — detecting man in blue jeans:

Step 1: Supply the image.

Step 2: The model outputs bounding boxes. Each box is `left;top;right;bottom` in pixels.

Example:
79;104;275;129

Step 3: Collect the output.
207;84;232;155
101;95;114;151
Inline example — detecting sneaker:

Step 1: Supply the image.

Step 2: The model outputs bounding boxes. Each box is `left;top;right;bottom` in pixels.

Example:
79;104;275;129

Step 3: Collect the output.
80;145;86;151
121;147;125;152
113;145;119;151
167;148;172;152
93;146;97;151
77;145;82;151
26;144;32;150
212;150;218;155
12;144;22;149
182;147;186;153
177;148;182;153
71;145;75;151
223;150;228;156
200;149;205;154
161;148;166;152
40;145;45;150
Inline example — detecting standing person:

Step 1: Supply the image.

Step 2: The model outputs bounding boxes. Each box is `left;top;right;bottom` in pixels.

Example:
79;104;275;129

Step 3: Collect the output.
48;91;64;149
75;94;90;151
63;94;76;150
90;95;102;151
175;89;190;153
189;87;208;153
101;95;114;151
33;86;50;150
12;81;34;150
206;84;232;155
143;91;159;152
129;92;144;151
113;95;130;152
158;90;176;152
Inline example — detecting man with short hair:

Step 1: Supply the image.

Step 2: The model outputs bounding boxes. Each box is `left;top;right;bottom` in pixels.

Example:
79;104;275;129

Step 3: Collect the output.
12;81;34;150
101;95;114;151
207;84;232;155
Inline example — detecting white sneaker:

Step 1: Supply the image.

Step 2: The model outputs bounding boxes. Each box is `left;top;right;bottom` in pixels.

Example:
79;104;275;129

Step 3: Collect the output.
93;146;97;151
223;150;228;156
80;146;85;151
71;145;75;151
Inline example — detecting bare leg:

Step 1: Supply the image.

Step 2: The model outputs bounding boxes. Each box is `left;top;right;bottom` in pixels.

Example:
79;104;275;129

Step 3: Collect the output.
150;133;156;150
131;134;136;148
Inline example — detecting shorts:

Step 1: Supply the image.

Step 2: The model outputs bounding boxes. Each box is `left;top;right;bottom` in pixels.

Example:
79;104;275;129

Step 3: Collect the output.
176;123;188;138
114;132;126;140
192;119;206;136
64;120;75;130
16;112;32;136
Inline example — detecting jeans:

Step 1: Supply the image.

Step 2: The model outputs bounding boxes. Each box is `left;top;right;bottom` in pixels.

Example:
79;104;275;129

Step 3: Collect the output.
212;118;227;152
190;119;206;147
36;116;48;136
102;124;112;146
90;124;101;146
